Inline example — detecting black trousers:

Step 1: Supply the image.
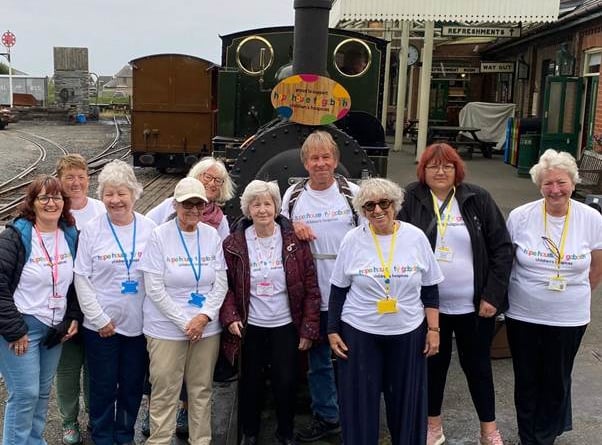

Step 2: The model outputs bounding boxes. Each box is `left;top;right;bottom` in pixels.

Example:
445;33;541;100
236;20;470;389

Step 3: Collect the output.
337;322;427;445
506;317;587;445
239;323;299;439
427;312;496;422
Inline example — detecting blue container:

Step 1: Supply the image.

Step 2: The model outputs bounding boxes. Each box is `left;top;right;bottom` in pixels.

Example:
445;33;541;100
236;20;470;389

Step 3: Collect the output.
76;113;86;123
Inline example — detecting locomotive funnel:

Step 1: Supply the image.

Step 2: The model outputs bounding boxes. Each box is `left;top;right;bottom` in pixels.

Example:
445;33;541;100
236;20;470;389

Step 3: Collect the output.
293;0;332;76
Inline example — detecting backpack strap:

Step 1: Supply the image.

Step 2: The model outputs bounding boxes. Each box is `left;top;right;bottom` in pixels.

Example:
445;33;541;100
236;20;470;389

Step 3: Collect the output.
287;178;309;218
334;174;359;226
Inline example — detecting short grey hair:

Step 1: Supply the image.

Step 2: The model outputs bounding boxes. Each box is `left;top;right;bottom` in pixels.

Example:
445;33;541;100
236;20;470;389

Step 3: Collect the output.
353;178;404;216
97;159;143;200
300;130;340;162
530;149;580;186
187;157;235;202
240;180;282;218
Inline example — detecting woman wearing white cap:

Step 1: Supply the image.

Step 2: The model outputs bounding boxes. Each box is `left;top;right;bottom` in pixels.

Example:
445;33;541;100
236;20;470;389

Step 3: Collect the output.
139;177;228;445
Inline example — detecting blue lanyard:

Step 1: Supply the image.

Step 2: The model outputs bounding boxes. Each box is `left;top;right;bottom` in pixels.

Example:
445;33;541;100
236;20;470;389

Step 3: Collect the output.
107;214;137;280
176;220;202;292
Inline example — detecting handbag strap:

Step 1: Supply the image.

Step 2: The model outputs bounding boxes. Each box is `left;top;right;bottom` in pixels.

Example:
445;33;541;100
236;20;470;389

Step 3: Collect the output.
425;188;454;238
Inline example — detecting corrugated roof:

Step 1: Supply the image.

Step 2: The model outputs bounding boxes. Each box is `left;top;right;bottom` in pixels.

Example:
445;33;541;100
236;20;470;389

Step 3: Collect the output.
330;0;561;25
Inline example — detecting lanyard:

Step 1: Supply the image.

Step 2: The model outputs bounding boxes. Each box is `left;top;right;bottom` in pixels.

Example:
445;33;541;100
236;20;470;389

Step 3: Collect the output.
369;222;398;297
542;200;571;276
107;214;137;280
176;221;202;292
34;225;59;289
430;187;455;241
252;225;277;280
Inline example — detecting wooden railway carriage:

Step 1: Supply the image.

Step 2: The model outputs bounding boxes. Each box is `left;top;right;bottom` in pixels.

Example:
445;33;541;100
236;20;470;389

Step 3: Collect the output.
130;54;219;171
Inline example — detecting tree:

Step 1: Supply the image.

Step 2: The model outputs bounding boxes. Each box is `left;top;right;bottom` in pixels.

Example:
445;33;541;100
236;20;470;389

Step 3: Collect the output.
0;62;8;75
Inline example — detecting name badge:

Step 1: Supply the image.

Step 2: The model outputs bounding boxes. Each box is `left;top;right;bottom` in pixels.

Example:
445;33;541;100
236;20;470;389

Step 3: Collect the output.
547;276;568;292
121;280;139;295
256;281;274;297
188;292;206;308
435;246;453;262
48;294;65;309
377;298;398;314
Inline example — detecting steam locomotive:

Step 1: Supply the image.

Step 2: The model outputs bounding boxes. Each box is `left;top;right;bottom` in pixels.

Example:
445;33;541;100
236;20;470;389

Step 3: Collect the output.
131;0;389;218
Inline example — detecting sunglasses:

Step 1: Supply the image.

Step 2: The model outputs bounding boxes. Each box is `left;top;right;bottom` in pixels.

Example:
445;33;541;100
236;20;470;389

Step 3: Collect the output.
362;199;393;212
180;200;206;210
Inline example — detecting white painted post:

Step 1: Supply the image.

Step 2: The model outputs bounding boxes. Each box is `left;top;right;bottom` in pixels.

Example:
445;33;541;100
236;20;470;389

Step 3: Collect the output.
393;20;410;152
8;48;13;108
407;65;415;120
381;20;392;131
416;21;434;161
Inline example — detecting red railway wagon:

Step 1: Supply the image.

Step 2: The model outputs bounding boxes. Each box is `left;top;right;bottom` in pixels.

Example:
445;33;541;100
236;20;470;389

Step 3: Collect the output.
130;54;219;171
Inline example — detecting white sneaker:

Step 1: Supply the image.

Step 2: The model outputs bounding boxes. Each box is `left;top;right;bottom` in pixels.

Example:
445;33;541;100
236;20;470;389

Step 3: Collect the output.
427;424;445;445
480;429;504;445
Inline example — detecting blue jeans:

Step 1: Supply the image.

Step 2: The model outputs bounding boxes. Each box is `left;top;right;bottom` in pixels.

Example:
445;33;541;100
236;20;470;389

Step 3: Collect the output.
307;311;339;423
0;315;63;445
84;327;148;445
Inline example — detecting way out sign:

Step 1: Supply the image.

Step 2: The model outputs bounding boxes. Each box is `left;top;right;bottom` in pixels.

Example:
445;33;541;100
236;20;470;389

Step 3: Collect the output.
271;74;351;125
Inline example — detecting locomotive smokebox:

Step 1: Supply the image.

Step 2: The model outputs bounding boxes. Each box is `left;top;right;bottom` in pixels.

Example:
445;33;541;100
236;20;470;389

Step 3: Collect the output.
293;0;332;76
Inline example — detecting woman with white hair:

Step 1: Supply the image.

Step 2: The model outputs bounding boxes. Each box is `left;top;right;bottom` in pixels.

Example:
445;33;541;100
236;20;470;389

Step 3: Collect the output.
327;177;443;445
73;159;156;445
220;180;320;445
139;177;227;445
146;157;234;239
506;149;602;445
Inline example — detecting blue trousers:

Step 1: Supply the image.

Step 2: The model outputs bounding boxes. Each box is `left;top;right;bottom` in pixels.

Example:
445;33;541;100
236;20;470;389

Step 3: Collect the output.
84;327;148;445
307;311;339;422
0;315;63;445
337;322;428;445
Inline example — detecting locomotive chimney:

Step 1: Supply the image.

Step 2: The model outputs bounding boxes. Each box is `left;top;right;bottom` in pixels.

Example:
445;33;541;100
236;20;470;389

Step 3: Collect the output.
292;0;332;76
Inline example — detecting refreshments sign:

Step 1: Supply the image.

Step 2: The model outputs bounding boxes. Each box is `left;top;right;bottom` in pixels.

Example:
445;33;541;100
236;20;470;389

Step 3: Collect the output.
271;74;351;125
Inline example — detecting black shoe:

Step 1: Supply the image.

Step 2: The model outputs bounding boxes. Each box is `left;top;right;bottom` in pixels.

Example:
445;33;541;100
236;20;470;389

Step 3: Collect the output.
296;415;341;442
240;435;257;445
275;432;297;445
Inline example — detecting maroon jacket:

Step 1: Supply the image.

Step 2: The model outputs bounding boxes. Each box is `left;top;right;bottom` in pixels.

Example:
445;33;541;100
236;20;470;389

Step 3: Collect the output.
219;215;321;365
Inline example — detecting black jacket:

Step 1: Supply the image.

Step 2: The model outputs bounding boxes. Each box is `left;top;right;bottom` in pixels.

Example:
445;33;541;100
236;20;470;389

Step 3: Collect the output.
0;219;81;342
398;182;513;313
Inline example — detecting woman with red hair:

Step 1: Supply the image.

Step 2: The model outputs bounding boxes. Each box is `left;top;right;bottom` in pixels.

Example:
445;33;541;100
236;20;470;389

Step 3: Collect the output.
398;143;513;445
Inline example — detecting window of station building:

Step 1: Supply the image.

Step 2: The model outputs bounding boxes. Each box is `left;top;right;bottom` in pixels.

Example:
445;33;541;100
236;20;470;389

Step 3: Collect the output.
334;39;371;77
236;36;274;76
584;50;601;76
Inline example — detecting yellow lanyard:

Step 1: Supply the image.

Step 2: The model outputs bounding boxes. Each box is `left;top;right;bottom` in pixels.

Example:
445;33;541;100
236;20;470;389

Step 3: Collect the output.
431;187;455;241
369;222;398;297
542;200;571;276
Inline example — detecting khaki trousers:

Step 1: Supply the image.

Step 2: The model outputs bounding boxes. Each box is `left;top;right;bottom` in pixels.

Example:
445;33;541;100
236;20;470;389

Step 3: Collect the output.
145;334;220;445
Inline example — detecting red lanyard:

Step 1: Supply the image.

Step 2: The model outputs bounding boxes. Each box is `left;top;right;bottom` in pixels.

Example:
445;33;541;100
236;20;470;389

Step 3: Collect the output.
34;225;60;287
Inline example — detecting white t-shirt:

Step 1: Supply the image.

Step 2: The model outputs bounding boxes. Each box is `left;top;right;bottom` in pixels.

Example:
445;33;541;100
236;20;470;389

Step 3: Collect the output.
434;197;475;314
507;199;602;326
245;225;292;328
14;230;74;327
330;222;443;335
139;219;227;340
71;197;106;229
74;213;156;336
146;197;229;241
282;180;359;310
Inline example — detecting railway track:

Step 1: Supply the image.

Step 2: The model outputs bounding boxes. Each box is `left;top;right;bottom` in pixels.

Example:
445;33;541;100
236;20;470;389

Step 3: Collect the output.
0;118;129;222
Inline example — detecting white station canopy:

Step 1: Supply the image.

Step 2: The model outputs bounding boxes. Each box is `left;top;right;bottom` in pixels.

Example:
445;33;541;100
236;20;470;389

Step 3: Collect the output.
330;0;560;25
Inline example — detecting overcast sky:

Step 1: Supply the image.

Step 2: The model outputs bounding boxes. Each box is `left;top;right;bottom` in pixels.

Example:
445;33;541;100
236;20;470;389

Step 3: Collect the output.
2;0;295;76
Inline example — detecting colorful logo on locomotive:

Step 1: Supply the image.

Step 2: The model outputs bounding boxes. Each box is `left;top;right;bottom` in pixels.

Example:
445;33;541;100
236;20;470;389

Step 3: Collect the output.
271;74;351;125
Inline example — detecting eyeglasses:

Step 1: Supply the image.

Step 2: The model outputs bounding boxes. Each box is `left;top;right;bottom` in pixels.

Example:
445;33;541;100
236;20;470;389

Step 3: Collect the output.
179;200;206;211
425;164;455;173
362;199;393;212
37;195;63;204
201;172;224;186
